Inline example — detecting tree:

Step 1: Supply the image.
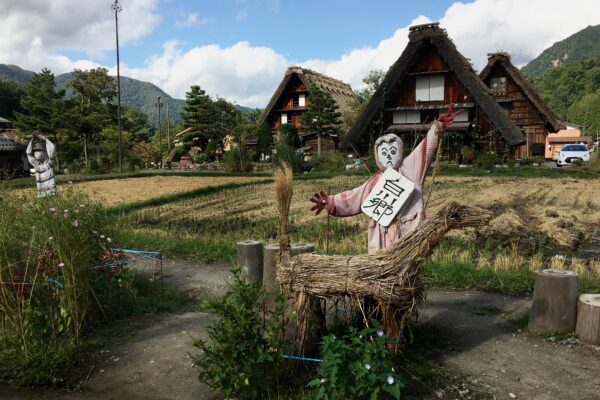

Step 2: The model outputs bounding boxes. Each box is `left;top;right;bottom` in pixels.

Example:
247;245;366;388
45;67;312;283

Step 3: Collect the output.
0;80;25;120
122;107;152;143
253;122;273;161
567;89;600;137
342;69;385;134
67;68;117;168
300;84;342;155
15;68;63;134
180;85;218;151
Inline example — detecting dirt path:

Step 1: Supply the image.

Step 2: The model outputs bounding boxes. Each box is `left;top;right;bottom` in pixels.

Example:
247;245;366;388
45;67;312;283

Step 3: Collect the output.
422;290;600;400
2;259;599;399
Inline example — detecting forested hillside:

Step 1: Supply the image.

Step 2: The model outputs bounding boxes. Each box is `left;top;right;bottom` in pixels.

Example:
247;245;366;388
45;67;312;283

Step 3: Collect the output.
0;64;255;127
522;25;600;78
532;58;600;135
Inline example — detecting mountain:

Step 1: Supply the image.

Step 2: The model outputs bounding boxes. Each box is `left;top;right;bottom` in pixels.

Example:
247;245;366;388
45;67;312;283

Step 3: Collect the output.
522;24;600;78
0;64;257;127
0;64;35;84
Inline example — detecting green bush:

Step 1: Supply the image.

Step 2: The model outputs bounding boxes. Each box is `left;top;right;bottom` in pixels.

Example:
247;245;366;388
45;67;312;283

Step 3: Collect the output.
191;268;288;399
223;147;254;173
475;151;497;170
309;321;403;400
0;189;138;386
311;152;350;173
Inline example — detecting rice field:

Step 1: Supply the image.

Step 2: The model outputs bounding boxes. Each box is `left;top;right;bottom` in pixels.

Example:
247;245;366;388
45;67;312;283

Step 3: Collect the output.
15;176;262;206
124;175;600;261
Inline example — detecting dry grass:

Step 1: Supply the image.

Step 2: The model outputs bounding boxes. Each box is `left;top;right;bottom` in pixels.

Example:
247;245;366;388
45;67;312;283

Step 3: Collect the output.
16;176;262;206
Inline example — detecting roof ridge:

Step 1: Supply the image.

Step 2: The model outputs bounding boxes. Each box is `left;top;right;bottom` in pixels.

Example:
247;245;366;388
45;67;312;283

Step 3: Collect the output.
285;66;352;91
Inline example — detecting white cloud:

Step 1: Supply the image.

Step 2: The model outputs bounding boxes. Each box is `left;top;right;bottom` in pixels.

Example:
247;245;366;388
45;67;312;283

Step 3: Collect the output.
120;41;289;108
175;13;208;28
1;0;598;108
0;0;160;73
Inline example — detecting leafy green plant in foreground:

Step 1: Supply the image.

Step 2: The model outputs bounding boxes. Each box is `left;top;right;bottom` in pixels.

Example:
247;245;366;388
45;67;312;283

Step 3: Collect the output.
191;268;288;399
309;321;403;400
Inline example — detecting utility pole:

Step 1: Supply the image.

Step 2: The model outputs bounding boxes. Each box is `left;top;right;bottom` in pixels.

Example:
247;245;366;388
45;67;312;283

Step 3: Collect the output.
111;0;123;173
156;95;163;168
166;102;171;153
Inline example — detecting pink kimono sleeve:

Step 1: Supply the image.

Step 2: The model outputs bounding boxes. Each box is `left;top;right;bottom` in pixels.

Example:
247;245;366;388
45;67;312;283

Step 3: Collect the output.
326;173;381;217
401;122;442;185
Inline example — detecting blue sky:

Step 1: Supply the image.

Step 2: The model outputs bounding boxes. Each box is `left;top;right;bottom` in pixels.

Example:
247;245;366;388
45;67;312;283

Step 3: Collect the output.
1;0;598;107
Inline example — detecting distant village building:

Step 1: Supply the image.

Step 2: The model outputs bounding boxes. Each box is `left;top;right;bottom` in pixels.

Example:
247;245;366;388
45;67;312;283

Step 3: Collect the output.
0;117;12;132
480;52;565;159
341;23;525;161
546;129;592;160
0;133;28;178
258;66;355;156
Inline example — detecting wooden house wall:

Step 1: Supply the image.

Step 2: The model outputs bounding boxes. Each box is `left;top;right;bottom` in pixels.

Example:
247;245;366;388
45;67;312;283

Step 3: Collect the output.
483;65;548;159
304;136;336;154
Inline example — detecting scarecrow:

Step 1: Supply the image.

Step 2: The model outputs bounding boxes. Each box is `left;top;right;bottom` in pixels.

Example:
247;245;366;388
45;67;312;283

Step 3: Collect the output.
26;131;56;197
310;105;463;253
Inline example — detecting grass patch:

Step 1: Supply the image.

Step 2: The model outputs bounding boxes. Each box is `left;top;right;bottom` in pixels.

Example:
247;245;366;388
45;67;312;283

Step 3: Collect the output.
116;229;236;263
424;260;535;295
0;276;193;389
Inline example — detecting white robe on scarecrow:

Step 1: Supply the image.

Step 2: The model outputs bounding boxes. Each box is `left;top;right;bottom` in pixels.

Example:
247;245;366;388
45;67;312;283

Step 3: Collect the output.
26;132;56;197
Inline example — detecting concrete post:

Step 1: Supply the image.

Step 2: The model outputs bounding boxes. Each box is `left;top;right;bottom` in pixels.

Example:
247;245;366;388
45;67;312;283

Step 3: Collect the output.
236;240;263;285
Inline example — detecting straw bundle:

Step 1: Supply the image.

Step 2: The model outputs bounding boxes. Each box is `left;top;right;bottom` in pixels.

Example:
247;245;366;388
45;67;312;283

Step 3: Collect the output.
274;164;293;251
276;201;493;345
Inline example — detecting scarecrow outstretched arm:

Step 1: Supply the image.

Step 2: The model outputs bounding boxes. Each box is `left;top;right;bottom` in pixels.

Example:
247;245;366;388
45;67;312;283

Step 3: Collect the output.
327;173;382;217
401;122;442;185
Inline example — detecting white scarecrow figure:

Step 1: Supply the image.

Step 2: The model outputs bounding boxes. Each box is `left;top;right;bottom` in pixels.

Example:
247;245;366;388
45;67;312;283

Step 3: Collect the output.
310;105;463;253
26;131;56;197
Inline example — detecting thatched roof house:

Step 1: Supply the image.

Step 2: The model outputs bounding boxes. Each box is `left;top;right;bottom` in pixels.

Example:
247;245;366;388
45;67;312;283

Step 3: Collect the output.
258;66;354;155
480;52;565;159
341;23;525;159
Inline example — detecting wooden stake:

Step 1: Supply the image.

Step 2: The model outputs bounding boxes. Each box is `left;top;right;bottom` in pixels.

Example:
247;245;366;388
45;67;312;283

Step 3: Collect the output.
528;269;578;334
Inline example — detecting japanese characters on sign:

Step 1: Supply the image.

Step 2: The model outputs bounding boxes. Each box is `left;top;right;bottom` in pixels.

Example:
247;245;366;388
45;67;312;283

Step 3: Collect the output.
360;168;415;227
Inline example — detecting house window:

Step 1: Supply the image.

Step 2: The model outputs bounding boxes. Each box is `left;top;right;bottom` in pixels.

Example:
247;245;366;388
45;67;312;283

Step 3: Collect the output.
299;94;306;107
281;113;288;124
490;77;507;96
392;110;421;124
416;74;445;101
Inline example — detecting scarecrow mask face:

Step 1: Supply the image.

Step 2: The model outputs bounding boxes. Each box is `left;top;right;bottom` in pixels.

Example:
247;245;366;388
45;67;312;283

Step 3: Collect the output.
33;150;46;161
377;142;401;169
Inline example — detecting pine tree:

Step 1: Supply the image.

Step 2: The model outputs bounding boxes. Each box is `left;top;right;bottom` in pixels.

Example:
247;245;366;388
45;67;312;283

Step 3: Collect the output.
15;68;63;134
180;85;218;150
300;84;342;155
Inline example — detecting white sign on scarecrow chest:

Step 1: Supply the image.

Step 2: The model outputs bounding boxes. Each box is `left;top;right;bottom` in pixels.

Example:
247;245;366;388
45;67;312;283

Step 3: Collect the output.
360;169;415;227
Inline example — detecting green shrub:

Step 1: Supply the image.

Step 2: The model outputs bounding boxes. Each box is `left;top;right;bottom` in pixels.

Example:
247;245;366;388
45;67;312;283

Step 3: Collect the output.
223;147;254;173
475;151;497;170
309;321;403;400
191;268;288;399
311;152;350;173
0;189;139;386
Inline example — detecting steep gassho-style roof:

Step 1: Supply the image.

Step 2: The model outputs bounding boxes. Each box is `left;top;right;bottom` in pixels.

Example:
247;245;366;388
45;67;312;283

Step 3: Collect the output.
258;66;354;125
480;52;565;133
341;23;526;148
